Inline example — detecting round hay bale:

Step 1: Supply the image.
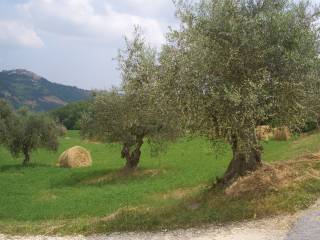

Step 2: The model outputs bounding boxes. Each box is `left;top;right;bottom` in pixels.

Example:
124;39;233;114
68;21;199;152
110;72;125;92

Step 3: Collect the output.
57;124;67;136
273;127;291;141
58;146;92;168
256;125;273;141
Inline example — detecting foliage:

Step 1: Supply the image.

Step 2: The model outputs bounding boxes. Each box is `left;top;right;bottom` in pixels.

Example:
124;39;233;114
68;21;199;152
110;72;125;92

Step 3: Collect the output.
50;101;90;130
0;100;15;145
301;119;318;133
158;0;320;183
3;107;60;165
81;29;181;170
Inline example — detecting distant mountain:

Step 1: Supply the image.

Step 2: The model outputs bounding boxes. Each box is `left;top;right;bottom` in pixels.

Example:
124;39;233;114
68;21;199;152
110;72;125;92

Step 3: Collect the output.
0;69;91;111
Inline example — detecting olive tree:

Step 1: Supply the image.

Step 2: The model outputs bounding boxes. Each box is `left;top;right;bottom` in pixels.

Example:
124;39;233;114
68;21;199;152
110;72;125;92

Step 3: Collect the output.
0;100;14;145
5;109;60;165
159;0;320;184
81;30;180;171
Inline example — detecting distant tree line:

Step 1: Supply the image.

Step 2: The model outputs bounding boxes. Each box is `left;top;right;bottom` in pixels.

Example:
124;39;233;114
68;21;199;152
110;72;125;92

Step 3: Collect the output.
50;101;90;130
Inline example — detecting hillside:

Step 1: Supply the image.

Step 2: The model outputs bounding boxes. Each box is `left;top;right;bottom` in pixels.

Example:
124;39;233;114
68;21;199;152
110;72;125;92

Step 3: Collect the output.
0;69;90;111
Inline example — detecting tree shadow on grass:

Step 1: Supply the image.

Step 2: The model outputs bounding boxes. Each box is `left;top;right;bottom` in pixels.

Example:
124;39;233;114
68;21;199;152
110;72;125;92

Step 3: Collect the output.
51;168;167;188
0;163;55;172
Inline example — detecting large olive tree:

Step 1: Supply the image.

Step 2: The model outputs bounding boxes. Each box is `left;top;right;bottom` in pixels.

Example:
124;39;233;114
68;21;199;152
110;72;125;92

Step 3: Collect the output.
81;30;180;171
159;0;320;184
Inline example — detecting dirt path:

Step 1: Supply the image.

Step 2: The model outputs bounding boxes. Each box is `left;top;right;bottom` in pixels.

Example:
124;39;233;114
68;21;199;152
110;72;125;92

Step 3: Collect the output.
0;215;296;240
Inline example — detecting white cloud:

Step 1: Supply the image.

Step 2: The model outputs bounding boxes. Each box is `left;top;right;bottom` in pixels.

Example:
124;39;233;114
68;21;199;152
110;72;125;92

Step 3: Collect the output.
0;0;177;89
20;0;168;47
0;20;43;48
107;0;175;19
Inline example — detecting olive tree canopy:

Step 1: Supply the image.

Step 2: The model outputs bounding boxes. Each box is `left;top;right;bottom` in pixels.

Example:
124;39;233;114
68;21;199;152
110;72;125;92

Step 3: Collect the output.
0;100;14;145
3;107;60;165
81;30;181;170
159;0;320;184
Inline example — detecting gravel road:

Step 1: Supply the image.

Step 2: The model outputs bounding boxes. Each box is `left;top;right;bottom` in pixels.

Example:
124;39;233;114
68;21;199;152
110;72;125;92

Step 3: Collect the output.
286;200;320;240
0;215;295;240
2;200;320;240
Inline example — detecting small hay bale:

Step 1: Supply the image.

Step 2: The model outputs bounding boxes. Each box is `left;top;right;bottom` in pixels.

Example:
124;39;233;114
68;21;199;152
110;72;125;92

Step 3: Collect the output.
57;124;67;136
273;127;291;141
256;125;274;141
58;146;92;168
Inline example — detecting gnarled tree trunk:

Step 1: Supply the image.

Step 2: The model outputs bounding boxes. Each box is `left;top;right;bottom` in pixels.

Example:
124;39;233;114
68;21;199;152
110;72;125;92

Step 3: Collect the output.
218;127;262;186
22;146;30;165
121;136;144;171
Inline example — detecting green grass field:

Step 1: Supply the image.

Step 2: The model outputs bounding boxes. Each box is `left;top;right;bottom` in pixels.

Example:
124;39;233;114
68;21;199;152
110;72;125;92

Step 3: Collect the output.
1;131;320;234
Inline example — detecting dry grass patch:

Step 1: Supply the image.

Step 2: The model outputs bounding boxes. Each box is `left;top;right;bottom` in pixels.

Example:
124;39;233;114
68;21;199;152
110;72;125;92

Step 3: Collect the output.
38;192;58;202
153;185;205;201
225;152;320;198
99;206;152;223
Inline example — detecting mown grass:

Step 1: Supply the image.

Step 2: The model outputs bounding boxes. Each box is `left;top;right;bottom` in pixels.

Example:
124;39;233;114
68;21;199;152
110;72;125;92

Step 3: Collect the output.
0;131;320;235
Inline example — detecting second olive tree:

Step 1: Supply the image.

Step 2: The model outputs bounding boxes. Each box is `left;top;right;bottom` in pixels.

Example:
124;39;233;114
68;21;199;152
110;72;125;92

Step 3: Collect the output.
81;30;180;171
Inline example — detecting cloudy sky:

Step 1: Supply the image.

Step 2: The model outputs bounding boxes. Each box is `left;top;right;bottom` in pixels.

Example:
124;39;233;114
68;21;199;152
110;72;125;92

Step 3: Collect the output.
0;0;177;90
1;0;319;90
